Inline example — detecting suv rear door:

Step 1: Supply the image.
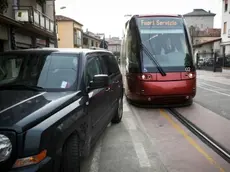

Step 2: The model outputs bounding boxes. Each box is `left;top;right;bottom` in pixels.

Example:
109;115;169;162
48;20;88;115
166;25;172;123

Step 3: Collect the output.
84;54;110;139
99;53;123;111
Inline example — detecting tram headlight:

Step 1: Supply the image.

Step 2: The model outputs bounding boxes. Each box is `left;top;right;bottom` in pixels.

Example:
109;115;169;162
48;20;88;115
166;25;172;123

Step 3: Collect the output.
188;73;193;78
0;134;12;162
141;74;146;79
141;74;152;80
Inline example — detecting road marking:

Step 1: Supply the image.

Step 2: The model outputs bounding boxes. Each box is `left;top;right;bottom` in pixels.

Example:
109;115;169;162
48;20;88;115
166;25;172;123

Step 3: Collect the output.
199;82;229;91
124;116;151;168
198;85;230;97
90;140;102;172
133;142;151;167
124;118;137;130
159;109;225;172
123;103;130;112
198;77;230;86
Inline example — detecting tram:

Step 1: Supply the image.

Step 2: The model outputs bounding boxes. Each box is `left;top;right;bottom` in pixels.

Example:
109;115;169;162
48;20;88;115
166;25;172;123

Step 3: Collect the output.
120;14;196;106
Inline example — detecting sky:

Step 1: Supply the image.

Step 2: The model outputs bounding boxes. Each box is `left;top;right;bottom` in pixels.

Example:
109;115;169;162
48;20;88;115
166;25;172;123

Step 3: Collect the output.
55;0;222;38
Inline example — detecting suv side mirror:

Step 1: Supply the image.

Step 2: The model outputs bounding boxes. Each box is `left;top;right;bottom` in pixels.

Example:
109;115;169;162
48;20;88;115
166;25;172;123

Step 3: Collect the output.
89;74;109;90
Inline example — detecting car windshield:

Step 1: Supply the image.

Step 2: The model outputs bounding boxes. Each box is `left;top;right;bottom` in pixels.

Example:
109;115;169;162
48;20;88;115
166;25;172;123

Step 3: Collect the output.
136;17;193;72
0;52;79;91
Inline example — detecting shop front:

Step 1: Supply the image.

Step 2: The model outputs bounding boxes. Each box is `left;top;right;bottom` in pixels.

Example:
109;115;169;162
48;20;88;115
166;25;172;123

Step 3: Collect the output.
0;24;9;52
36;38;47;48
49;39;55;47
15;33;32;49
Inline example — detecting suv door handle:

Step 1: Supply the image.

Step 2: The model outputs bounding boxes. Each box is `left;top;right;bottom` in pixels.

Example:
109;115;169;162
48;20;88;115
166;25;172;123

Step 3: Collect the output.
105;87;111;92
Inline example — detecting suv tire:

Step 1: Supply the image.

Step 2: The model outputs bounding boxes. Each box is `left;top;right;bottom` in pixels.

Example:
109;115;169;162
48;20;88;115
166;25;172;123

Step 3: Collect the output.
61;133;80;172
111;98;123;124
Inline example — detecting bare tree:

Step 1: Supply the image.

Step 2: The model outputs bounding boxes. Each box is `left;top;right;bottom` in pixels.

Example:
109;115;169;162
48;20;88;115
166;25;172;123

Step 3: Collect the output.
189;25;200;45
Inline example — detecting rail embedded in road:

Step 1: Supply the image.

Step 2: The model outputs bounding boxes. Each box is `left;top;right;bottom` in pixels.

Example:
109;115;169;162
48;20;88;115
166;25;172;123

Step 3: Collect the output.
167;108;230;164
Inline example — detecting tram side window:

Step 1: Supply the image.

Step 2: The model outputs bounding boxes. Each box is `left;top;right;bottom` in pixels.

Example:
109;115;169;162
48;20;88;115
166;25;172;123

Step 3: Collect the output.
126;22;139;73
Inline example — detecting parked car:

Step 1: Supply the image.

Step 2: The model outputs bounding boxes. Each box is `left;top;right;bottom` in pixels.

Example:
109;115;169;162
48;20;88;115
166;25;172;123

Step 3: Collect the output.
0;48;124;172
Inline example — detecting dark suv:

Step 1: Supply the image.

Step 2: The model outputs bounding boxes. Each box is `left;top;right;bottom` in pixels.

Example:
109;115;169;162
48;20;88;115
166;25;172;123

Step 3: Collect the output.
0;48;123;172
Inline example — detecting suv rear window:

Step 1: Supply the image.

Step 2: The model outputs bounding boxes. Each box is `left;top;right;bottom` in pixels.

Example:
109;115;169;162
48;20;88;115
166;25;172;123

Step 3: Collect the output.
101;54;120;76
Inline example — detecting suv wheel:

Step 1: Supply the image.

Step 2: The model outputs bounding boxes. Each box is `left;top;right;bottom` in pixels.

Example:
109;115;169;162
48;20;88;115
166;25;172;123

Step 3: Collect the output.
61;134;80;172
111;98;123;124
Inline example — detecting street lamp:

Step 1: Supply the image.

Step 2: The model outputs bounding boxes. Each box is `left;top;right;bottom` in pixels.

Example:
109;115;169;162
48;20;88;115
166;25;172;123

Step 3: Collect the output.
54;6;67;48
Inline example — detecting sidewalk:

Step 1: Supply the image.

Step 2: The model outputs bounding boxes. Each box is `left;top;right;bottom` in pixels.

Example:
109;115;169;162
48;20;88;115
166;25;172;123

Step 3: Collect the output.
197;70;230;85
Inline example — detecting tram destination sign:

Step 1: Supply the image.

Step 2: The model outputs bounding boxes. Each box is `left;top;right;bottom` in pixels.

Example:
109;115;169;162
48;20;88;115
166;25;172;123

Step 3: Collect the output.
137;17;183;29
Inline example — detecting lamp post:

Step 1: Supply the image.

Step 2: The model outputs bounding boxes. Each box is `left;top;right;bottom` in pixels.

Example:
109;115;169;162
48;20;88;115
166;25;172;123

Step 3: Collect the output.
54;5;67;48
60;6;66;9
124;14;132;17
52;0;58;47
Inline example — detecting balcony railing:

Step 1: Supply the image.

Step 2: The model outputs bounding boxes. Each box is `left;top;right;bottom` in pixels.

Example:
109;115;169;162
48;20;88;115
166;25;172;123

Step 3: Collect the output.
13;6;54;33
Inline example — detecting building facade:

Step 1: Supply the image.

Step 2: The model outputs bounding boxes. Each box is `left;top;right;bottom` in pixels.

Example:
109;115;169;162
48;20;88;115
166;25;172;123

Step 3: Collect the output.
0;0;57;52
221;0;230;55
106;37;121;55
56;15;83;48
183;9;216;30
83;30;101;48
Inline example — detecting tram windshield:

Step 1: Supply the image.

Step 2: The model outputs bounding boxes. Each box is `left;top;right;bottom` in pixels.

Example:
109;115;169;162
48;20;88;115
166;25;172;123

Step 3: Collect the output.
136;16;193;72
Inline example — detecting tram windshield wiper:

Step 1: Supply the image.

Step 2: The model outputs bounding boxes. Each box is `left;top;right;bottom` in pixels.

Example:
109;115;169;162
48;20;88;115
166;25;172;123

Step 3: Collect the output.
141;43;166;76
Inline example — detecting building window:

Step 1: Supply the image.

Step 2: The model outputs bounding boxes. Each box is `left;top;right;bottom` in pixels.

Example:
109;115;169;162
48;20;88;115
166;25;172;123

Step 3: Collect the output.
74;29;82;46
77;30;82;46
223;22;227;34
83;37;88;45
195;40;199;44
225;0;228;12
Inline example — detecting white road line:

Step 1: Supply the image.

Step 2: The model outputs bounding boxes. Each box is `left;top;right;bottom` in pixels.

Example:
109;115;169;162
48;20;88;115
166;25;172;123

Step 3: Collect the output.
89;140;102;172
123;104;130;112
124;116;151;168
199;82;229;90
124;118;137;130
133;142;151;167
198;85;230;97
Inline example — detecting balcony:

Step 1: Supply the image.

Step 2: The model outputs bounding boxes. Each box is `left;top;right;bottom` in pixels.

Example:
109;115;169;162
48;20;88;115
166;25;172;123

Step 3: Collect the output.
13;6;54;33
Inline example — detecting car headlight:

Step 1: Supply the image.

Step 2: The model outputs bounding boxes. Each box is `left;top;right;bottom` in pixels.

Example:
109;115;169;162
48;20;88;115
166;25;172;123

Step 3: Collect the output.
0;134;12;162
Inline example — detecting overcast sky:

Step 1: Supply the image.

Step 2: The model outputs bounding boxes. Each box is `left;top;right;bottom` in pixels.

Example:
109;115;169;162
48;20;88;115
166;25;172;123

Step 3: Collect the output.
55;0;222;38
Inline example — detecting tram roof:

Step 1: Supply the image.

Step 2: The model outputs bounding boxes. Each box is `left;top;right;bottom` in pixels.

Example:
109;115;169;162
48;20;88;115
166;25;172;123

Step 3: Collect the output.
134;14;182;18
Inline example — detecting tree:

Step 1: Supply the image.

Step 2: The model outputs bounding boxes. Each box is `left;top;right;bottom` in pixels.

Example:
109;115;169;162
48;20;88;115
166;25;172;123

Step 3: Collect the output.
189;25;196;45
189;25;200;45
99;38;108;49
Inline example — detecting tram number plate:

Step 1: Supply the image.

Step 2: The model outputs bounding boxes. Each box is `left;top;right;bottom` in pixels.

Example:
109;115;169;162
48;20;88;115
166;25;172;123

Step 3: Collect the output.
185;67;191;72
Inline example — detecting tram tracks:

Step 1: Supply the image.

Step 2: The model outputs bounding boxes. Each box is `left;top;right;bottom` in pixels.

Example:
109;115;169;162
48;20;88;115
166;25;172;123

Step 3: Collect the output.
167;108;230;164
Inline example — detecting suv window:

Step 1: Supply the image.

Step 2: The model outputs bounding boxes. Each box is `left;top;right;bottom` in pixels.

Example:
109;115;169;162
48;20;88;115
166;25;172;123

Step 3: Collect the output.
84;55;102;86
0;53;79;90
100;54;120;76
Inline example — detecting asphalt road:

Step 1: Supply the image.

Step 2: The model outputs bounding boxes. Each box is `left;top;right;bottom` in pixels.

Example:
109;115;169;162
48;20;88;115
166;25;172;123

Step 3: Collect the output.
81;99;230;172
196;77;230;120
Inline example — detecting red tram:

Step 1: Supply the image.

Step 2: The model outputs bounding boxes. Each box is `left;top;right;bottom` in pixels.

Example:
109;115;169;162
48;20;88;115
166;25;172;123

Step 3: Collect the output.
120;14;196;106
